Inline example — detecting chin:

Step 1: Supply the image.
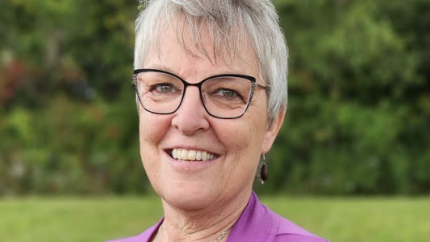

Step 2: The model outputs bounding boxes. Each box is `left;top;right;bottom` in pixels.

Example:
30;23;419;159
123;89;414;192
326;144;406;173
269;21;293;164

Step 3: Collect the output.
157;181;219;211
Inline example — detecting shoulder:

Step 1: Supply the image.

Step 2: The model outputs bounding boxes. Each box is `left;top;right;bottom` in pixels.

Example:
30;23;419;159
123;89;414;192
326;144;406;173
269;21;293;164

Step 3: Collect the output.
274;234;329;242
105;231;149;242
230;192;329;242
272;211;328;242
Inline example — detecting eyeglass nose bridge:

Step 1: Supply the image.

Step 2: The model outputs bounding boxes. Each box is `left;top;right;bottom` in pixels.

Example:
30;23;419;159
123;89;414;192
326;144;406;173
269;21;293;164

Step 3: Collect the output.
174;80;208;115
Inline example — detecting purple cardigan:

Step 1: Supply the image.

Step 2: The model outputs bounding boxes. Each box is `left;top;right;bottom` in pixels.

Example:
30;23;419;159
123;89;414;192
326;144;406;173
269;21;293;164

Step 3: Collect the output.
107;192;328;242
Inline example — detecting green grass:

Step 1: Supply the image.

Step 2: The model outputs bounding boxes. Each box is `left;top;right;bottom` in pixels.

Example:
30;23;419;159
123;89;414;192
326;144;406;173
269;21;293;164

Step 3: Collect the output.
1;195;429;242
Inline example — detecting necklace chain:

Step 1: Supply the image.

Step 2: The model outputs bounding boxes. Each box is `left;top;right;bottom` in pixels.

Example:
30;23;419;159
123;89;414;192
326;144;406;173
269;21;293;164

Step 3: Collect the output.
154;223;230;242
213;229;229;242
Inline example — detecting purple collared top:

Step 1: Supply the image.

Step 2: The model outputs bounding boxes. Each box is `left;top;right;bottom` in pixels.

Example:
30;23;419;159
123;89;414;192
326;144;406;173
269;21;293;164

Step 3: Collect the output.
107;192;329;242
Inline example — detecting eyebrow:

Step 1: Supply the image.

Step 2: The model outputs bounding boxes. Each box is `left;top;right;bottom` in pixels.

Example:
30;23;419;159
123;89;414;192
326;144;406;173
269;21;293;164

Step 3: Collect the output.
142;64;249;79
143;64;176;74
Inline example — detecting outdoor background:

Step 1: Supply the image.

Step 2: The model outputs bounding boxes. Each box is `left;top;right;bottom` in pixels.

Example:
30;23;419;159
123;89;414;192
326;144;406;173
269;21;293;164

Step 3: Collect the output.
0;0;429;241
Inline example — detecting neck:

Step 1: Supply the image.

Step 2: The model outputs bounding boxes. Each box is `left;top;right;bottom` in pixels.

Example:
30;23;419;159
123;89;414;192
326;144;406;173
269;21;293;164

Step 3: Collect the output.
157;189;252;242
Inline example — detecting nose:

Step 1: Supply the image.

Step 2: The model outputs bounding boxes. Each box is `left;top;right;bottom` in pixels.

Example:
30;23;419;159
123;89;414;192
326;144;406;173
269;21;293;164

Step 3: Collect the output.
171;86;210;135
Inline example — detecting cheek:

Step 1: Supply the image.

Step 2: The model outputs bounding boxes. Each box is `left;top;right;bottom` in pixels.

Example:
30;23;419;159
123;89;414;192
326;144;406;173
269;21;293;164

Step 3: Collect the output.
216;116;265;164
139;113;171;146
139;114;171;182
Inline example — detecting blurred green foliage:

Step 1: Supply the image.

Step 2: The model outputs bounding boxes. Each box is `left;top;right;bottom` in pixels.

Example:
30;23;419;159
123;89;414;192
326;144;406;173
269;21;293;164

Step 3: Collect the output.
0;0;429;195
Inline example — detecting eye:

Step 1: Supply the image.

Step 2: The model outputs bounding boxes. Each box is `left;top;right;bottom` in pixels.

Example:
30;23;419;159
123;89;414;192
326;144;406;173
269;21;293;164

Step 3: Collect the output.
215;88;240;99
151;83;176;93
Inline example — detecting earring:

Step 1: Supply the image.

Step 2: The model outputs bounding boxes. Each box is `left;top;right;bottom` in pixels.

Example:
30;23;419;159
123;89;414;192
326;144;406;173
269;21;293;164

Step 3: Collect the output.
260;154;268;184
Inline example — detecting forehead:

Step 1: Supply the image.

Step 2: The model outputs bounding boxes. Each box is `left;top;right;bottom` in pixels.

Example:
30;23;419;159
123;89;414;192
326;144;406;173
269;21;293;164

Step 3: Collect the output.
143;18;260;79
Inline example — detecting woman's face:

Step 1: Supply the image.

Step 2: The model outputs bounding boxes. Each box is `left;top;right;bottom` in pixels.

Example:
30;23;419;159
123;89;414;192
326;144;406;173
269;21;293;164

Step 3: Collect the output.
138;24;283;211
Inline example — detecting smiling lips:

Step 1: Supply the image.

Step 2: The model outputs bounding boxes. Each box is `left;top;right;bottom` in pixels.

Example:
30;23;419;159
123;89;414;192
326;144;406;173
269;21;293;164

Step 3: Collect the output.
171;148;218;162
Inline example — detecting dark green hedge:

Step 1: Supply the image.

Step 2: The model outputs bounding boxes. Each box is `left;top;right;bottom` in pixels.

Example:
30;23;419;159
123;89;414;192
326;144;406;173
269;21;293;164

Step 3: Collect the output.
1;0;429;195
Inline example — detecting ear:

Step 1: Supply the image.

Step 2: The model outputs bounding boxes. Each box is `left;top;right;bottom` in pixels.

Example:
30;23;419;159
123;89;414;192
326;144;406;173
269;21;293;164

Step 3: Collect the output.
261;109;285;154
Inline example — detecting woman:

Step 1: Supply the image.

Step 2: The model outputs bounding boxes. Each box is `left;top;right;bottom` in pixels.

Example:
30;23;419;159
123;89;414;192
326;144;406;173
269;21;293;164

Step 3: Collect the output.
108;0;328;241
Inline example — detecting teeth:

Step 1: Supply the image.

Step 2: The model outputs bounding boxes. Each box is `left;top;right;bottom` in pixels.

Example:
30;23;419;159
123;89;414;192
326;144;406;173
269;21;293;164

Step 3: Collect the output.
171;148;217;161
188;150;196;160
181;149;188;159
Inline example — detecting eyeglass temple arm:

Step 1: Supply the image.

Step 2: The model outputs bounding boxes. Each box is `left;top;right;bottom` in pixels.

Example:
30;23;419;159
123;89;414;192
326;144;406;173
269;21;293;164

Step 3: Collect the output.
256;83;270;91
131;74;137;86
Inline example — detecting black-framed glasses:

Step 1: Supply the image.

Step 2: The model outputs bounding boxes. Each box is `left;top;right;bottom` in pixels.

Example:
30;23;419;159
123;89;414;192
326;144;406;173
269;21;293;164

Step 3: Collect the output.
132;69;269;119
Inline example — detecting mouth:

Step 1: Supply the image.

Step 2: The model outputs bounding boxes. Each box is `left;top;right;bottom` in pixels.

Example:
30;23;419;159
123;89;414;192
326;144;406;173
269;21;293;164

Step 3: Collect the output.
168;148;219;162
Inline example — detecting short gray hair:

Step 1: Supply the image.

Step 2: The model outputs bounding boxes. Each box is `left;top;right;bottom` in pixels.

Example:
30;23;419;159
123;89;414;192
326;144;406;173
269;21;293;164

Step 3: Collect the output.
135;0;288;120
